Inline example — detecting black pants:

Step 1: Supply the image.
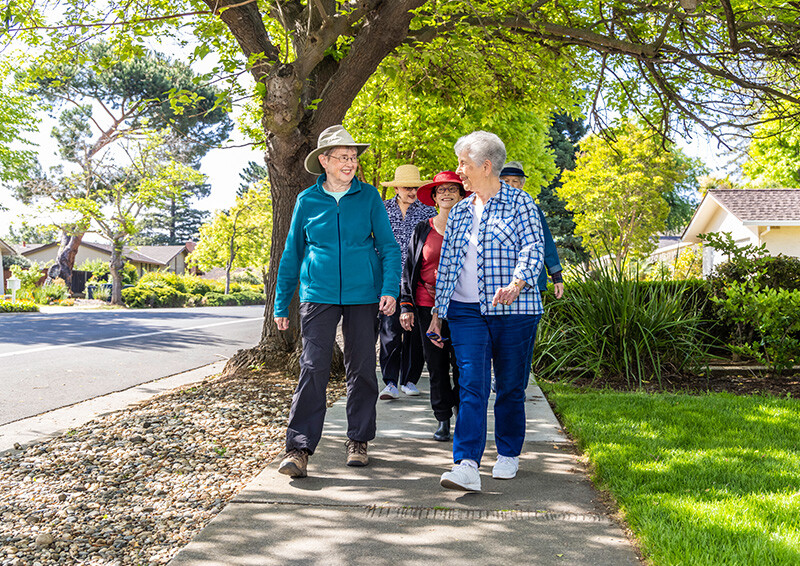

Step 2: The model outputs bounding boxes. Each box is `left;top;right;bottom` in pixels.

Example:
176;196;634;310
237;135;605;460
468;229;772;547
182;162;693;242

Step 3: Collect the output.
378;306;424;386
286;302;379;455
416;306;460;421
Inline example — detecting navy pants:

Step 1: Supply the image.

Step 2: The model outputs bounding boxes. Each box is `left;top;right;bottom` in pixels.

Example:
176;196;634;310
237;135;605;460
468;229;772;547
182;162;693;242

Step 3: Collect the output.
379;306;424;386
286;302;379;455
447;301;540;466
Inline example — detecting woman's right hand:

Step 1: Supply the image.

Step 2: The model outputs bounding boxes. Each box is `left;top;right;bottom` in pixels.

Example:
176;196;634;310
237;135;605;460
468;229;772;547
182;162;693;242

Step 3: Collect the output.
426;315;445;349
400;312;414;331
274;317;289;331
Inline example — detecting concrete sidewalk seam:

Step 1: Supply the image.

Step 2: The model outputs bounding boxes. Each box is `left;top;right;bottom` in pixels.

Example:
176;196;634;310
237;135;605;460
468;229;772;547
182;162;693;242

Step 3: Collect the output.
225;500;614;523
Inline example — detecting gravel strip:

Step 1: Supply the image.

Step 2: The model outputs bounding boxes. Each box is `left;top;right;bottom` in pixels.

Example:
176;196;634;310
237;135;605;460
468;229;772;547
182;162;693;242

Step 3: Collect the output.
0;370;346;565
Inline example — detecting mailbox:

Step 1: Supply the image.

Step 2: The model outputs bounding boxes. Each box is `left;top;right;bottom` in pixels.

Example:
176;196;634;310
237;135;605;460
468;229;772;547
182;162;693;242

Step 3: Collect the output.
7;277;20;291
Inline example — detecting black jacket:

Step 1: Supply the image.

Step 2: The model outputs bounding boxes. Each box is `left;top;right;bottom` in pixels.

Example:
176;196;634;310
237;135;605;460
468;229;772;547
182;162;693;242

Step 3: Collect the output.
399;219;436;314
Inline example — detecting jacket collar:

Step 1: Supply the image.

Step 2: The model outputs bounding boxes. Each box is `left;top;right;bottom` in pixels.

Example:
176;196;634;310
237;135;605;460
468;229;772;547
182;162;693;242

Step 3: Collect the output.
315;174;364;195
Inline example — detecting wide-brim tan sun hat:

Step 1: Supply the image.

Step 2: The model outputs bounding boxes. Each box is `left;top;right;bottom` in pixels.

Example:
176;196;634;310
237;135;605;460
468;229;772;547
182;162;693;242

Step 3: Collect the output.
380;164;429;188
304;125;370;175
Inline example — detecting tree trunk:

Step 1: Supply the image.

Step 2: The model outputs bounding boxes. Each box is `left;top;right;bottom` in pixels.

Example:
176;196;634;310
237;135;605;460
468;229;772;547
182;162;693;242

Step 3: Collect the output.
218;0;425;378
47;231;84;293
109;241;125;305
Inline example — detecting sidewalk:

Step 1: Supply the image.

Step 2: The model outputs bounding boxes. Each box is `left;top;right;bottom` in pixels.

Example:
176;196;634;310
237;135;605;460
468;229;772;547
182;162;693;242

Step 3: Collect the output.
169;376;640;566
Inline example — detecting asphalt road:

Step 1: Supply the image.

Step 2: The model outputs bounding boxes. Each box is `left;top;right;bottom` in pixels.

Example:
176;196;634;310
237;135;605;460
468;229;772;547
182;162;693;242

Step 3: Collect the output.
0;305;266;425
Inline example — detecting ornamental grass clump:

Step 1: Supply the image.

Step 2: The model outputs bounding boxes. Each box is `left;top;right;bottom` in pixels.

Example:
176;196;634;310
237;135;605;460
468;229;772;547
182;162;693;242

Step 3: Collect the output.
534;264;711;388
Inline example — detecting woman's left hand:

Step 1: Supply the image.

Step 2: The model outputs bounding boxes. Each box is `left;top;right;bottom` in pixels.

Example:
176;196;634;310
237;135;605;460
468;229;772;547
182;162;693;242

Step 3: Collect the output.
492;280;522;307
379;295;396;316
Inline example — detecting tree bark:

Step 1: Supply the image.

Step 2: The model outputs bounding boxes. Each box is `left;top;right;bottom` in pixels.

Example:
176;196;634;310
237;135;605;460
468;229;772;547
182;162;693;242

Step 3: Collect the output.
109;240;125;305
47;231;84;293
218;1;427;378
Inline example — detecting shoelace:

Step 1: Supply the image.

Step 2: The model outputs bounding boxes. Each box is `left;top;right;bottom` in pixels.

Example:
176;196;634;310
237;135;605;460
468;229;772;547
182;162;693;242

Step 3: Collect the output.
348;441;367;455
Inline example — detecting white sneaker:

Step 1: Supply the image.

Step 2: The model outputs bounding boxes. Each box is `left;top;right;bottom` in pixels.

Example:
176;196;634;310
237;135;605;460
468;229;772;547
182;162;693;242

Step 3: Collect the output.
492;455;519;479
440;462;481;491
400;383;420;396
379;383;399;400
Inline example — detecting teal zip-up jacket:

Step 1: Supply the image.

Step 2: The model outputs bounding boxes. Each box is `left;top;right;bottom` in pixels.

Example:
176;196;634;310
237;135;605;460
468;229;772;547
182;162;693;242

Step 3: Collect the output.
274;175;401;318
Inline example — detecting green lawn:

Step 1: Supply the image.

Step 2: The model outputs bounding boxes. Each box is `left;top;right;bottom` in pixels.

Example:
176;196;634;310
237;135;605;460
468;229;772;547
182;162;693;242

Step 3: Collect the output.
541;383;800;566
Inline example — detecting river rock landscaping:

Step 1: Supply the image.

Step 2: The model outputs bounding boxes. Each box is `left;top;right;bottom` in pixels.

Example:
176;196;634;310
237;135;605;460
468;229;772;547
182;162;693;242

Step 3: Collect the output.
0;370;346;565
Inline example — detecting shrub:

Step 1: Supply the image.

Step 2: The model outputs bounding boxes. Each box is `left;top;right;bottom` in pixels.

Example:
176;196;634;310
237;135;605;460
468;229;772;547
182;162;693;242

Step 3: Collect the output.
183;276;215;296
122;284;188;308
231;289;266;305
0;300;39;313
712;281;800;377
90;285;111;302
138;271;187;293
77;258;110;282
203;292;239;306
232;270;261;285
33;279;68;304
9;262;45;291
2;254;31;270
533;265;712;387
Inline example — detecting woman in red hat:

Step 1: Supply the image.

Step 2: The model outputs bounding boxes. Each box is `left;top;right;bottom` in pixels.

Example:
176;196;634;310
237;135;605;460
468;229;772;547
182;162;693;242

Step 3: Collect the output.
399;171;469;441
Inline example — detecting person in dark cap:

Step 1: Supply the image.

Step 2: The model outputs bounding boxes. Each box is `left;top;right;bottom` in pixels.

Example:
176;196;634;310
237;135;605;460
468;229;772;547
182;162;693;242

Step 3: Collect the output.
499;161;564;299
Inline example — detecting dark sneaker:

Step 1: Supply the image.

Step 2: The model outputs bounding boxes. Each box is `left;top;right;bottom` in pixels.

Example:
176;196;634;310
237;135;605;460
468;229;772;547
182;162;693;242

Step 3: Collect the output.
278;449;308;478
345;440;369;467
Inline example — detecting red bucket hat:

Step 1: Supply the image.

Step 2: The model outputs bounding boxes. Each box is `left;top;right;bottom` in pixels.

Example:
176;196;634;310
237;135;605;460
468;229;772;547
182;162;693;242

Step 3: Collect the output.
417;171;470;207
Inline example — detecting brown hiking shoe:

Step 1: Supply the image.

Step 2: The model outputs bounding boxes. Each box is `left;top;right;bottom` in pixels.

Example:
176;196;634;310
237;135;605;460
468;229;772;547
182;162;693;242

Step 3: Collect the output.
278;449;308;478
345;440;369;467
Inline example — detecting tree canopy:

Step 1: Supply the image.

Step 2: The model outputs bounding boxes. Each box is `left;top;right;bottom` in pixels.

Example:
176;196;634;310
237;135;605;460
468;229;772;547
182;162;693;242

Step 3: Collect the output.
5;0;800;370
559;120;702;268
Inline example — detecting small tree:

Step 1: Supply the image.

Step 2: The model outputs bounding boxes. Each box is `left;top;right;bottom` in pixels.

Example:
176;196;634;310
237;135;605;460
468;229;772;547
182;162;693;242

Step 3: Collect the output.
189;182;272;294
559;120;702;268
60;130;205;304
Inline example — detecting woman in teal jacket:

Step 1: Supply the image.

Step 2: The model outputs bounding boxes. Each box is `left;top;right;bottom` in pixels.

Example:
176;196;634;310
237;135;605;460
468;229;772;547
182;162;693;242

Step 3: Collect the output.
274;125;400;479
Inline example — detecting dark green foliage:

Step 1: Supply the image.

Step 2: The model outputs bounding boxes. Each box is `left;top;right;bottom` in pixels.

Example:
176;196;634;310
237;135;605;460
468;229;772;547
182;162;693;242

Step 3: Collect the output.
538;113;589;265
238;161;268;198
231;289;266;305
203;292;238;307
121;273;263;308
2;254;32;270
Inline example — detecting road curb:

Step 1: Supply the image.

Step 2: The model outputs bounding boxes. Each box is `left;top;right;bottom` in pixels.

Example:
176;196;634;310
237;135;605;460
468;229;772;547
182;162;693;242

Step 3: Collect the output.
0;360;226;455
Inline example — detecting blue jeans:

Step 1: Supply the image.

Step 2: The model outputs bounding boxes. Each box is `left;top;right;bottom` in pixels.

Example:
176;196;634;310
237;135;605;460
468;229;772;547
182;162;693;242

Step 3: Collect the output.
447;301;540;466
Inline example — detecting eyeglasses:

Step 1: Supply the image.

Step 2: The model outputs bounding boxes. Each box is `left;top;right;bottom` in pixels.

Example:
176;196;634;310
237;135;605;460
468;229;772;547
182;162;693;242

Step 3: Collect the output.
326;154;359;164
435;185;461;194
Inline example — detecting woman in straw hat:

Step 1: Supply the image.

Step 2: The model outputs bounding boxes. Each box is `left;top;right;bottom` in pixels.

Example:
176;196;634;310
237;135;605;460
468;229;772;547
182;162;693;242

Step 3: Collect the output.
399;171;470;441
376;165;436;401
274;125;400;478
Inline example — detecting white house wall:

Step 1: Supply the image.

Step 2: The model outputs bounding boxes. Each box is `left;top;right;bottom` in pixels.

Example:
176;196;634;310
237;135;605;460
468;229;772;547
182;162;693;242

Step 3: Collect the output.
762;226;800;257
702;207;762;275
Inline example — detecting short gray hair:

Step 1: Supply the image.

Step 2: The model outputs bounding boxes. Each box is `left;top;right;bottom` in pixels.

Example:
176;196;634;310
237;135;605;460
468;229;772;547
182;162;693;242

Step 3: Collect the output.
454;131;506;176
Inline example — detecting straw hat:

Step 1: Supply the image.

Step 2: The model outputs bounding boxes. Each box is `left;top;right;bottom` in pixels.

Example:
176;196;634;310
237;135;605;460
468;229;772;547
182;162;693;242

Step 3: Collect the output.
380;164;429;188
417;171;469;207
304;125;370;175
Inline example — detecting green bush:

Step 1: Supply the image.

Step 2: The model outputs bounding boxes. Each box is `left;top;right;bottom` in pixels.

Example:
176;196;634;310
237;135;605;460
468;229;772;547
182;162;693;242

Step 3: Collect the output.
138;271;187;293
533;265;711;387
122;284;188;308
77;258;110;282
0;299;39;313
203;292;239;306
2;254;31;270
9;262;45;291
712;281;800;377
232;270;261;285
231;289;266;305
90;285;111;302
183;275;216;296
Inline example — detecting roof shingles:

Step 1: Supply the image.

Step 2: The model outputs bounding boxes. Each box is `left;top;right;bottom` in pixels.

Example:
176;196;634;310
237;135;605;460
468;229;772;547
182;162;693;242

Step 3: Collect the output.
710;189;800;222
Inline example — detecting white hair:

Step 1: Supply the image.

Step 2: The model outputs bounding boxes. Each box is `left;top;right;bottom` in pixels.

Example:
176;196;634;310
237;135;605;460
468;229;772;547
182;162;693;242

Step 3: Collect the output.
454;131;506;176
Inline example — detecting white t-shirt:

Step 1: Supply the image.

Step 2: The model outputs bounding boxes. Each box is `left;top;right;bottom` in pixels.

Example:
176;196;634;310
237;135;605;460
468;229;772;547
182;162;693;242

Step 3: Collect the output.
452;198;482;303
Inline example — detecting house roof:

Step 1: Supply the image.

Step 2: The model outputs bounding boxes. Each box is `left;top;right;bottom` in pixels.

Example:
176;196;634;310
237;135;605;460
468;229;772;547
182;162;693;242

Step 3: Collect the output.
709;189;800;224
13;240;190;266
683;188;800;243
0;237;16;255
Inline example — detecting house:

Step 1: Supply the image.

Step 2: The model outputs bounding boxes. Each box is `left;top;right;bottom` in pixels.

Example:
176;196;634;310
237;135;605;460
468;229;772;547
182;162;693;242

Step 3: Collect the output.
682;189;800;275
13;241;195;277
0;237;15;293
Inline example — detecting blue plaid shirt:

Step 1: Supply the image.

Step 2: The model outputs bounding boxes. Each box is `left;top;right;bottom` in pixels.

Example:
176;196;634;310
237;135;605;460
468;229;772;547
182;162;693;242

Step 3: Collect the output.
435;182;544;319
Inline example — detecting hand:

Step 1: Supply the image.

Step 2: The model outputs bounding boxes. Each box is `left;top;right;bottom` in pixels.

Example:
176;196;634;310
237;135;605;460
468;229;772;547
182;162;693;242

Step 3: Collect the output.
274;317;289;331
400;312;414;331
379;295;396;316
492;280;523;307
553;282;564;299
426;315;445;349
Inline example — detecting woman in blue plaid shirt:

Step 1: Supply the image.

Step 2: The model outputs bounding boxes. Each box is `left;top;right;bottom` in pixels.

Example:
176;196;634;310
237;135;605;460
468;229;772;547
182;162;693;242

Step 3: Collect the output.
427;131;545;492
